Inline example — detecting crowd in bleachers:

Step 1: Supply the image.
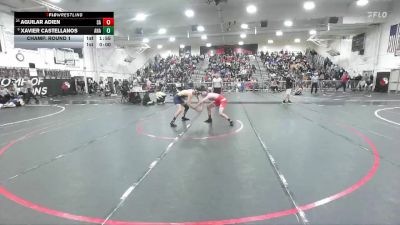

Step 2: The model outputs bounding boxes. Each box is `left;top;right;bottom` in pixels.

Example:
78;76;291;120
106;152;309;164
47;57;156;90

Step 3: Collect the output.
305;49;374;92
259;49;373;94
203;53;257;83
260;49;348;81
135;55;201;89
85;53;261;96
261;50;309;76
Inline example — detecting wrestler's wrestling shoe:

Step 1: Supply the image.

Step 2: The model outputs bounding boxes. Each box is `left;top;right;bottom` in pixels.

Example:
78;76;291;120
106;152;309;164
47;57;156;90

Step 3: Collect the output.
204;118;212;123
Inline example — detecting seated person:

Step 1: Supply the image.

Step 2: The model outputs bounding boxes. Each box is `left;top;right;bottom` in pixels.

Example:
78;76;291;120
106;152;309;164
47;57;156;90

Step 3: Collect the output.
156;91;167;104
295;86;303;95
357;79;367;91
270;79;279;92
142;92;155;106
8;83;18;98
0;85;11;104
120;88;129;99
129;92;142;104
2;95;25;108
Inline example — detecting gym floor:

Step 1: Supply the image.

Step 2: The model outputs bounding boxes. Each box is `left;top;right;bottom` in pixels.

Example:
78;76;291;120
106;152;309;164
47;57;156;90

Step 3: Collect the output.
0;92;399;225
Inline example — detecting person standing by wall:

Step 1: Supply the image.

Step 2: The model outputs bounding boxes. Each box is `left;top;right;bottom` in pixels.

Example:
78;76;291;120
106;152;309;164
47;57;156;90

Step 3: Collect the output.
212;74;223;94
365;73;375;97
336;71;350;93
311;72;319;94
114;79;120;95
24;78;39;104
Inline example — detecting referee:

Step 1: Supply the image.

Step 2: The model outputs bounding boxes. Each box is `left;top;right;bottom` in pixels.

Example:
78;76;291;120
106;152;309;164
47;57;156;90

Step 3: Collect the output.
212;74;223;94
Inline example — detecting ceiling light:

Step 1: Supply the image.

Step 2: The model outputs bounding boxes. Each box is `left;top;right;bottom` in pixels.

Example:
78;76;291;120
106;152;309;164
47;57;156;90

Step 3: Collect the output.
48;0;62;3
246;5;257;14
169;37;175;42
309;29;317;35
303;1;315;10
158;28;167;34
238;41;244;45
241;23;249;29
134;13;147;21
294;38;301;43
284;20;293;27
268;39;274;44
206;43;212;47
276;30;283;36
201;35;207;40
185;9;194;18
356;0;369;6
180;44;185;49
240;33;247;39
142;38;149;43
157;44;163;49
197;25;205;32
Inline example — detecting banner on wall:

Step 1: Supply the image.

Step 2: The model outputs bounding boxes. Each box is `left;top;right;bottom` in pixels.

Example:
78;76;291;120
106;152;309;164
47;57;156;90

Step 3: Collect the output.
387;23;400;53
0;77;76;96
395;34;400;56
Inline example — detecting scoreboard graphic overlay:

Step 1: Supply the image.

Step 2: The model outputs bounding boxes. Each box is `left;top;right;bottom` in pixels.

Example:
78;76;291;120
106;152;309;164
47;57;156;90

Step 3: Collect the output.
14;12;114;49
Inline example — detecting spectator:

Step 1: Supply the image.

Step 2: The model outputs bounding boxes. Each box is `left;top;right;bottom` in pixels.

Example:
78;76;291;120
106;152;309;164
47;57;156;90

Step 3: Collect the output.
114;79;120;94
156;91;167;104
270;79;279;92
0;85;11;104
142;92;155;106
336;71;350;92
365;74;375;96
311;72;319;94
295;85;303;95
24;78;39;104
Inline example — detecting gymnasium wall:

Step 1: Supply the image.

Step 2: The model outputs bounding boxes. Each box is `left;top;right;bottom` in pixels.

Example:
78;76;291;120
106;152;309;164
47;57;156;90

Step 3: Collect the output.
312;0;400;75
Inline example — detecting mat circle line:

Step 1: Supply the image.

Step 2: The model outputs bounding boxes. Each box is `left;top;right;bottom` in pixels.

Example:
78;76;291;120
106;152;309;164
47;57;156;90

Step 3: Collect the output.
374;107;400;126
0;124;380;225
0;105;66;127
136;120;244;140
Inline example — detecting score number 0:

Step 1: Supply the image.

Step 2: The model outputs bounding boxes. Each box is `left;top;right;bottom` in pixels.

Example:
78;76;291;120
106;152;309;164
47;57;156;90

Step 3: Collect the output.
96;18;114;26
103;18;114;26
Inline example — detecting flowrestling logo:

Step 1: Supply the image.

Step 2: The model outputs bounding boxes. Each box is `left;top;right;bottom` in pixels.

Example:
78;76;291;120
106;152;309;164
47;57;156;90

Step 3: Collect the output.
0;77;48;95
367;11;388;19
